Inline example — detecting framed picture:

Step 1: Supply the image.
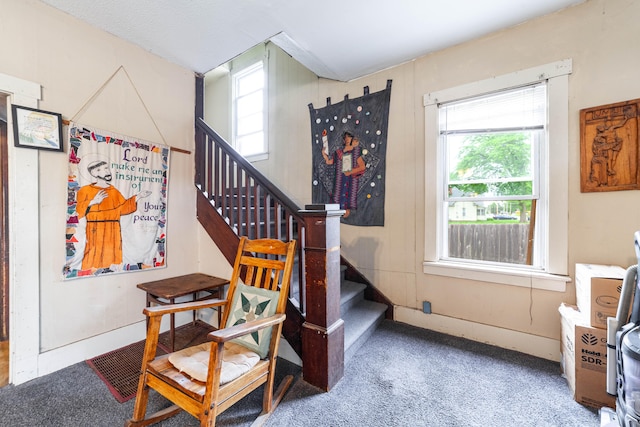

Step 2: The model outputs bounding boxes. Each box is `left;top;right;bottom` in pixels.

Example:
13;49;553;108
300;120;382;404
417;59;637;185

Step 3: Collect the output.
11;104;64;152
580;99;640;192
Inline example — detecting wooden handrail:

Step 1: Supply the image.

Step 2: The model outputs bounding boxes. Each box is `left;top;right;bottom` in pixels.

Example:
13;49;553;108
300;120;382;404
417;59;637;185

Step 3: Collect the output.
194;118;307;313
195;119;303;218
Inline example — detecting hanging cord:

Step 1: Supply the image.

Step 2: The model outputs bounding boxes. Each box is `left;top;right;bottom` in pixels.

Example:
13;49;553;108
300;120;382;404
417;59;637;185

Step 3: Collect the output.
67;65;189;154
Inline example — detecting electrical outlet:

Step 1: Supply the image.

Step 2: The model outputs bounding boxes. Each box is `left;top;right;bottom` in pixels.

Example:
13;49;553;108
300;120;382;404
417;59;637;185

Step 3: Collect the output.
422;301;432;314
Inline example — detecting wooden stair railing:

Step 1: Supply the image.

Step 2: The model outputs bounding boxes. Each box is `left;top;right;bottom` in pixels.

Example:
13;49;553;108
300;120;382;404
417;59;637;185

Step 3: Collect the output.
195;117;349;390
195;118;308;354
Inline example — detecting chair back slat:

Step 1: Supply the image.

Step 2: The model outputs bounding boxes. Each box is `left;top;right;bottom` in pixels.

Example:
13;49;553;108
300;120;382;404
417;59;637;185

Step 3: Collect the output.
253;266;265;289
240;256;285;270
245;265;256;285
221;236;297;328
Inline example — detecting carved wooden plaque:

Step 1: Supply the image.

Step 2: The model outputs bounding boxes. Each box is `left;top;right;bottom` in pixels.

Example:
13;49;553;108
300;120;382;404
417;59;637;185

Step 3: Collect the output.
580;99;640;192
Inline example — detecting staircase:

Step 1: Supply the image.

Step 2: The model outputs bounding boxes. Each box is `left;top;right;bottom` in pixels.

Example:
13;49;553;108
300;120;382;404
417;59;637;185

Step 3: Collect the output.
194;103;393;389
340;266;387;363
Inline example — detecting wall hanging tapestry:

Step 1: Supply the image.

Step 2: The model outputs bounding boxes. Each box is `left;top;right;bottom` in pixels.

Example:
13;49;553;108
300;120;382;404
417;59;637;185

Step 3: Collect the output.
63;123;170;279
309;80;391;226
580;98;640;192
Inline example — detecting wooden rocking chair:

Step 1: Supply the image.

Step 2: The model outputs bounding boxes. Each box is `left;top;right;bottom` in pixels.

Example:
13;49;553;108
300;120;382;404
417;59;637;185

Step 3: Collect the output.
125;237;297;427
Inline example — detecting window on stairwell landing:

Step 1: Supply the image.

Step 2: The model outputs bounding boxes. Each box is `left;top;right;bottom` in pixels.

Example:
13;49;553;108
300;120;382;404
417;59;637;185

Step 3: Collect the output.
232;60;267;160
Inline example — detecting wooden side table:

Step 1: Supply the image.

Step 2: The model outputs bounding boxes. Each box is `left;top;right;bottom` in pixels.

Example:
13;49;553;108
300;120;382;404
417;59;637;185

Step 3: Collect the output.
137;273;230;351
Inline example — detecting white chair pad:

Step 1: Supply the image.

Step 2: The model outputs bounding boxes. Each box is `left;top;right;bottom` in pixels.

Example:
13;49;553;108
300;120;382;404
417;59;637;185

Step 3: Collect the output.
168;341;260;384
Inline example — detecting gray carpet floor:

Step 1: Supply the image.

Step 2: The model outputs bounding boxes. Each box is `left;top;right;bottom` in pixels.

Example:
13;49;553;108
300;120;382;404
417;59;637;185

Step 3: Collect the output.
0;320;601;426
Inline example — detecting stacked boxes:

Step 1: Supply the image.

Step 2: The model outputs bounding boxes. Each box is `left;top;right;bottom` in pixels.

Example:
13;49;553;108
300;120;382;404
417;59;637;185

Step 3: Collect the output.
575;263;626;329
559;303;615;408
559;264;626;409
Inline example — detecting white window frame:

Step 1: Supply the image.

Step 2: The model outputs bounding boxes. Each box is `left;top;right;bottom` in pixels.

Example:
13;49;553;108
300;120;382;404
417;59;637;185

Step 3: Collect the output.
423;60;572;292
231;57;268;161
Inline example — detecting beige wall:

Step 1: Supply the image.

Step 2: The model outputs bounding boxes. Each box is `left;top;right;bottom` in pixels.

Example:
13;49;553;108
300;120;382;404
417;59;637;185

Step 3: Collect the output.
1;0;230;383
230;0;639;359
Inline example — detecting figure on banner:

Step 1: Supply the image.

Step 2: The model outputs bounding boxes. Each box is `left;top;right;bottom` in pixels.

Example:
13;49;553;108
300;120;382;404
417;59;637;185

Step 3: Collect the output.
322;130;366;218
76;160;151;271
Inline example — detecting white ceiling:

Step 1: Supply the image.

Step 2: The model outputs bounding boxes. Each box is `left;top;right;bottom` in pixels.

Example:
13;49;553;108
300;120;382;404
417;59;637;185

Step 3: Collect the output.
39;0;585;82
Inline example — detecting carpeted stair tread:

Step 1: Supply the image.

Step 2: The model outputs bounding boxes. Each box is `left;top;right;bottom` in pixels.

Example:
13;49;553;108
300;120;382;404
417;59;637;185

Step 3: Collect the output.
340;280;366;315
343;299;387;363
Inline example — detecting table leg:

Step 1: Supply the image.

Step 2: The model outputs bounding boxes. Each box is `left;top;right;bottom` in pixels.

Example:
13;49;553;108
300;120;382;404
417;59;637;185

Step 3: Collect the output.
145;294;151;334
192;292;197;325
169;298;175;352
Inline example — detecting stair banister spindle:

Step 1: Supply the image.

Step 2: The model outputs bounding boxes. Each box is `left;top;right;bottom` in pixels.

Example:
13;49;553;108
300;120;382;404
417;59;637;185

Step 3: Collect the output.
195;126;204;190
275;203;283;241
232;163;238;231
221;151;228;215
244;172;251;238
235;164;242;234
296;222;306;313
213;140;220;205
206;134;213;199
265;194;272;239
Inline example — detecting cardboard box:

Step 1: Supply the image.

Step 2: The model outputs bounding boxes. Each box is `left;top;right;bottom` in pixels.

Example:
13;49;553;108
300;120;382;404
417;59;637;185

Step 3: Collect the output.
559;303;616;409
575;263;626;329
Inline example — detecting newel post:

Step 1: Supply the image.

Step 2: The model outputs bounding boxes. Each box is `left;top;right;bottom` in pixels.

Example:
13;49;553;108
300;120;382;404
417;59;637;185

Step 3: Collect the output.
299;204;345;391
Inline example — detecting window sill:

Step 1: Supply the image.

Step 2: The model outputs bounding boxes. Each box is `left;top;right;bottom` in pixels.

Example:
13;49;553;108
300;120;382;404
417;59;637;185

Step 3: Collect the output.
244;152;268;162
422;261;569;292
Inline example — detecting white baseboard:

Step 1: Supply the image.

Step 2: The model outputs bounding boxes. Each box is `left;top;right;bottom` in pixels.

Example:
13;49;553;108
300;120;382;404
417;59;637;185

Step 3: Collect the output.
36;312;192;381
394;306;560;362
37;322;146;379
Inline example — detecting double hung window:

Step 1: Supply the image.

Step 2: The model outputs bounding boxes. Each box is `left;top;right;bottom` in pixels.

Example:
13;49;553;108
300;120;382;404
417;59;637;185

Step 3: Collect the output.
440;84;546;267
232;61;266;158
423;60;571;290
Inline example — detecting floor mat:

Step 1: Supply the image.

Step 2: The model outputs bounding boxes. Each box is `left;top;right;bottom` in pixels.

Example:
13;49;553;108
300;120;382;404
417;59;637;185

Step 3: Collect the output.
86;321;216;403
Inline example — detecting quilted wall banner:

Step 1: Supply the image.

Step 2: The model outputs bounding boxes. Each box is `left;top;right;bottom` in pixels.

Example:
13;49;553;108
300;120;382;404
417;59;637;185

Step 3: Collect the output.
310;80;391;226
63;123;170;279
